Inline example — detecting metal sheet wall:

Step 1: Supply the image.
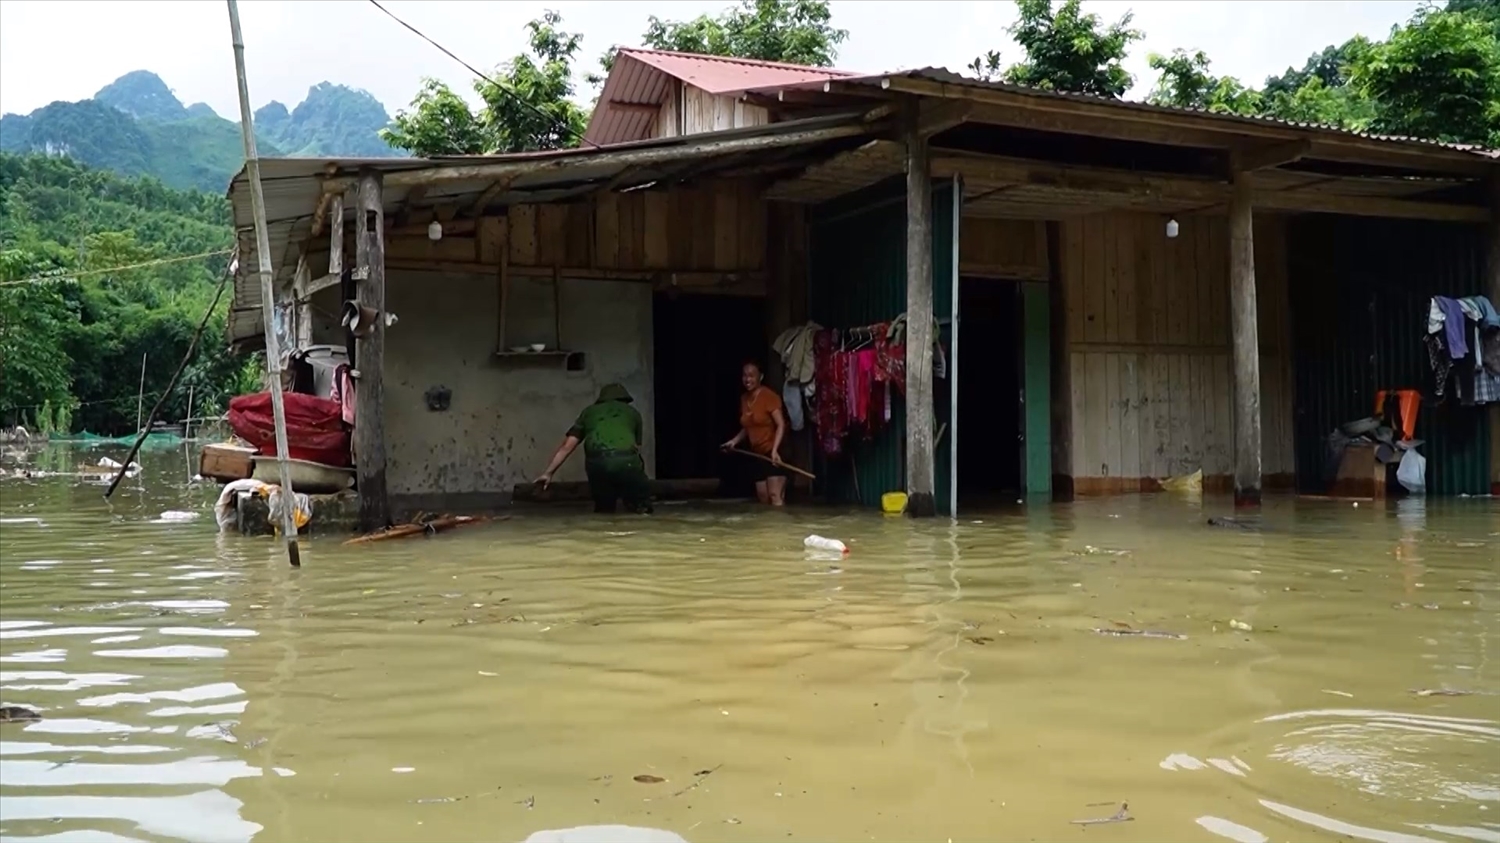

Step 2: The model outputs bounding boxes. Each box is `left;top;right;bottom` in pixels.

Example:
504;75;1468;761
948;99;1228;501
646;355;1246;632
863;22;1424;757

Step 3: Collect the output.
1288;215;1490;496
808;177;957;510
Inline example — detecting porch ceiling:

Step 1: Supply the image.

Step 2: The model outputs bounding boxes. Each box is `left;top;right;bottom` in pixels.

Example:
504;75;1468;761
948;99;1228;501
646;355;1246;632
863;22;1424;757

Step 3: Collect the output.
766;140;1485;223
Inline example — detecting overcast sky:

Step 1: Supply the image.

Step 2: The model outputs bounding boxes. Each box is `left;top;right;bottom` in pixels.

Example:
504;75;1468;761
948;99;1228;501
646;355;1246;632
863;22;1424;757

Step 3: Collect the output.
0;0;1421;119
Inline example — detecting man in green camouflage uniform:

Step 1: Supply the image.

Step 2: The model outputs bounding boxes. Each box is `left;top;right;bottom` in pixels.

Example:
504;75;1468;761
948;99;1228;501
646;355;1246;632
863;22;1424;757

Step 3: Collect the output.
535;383;652;514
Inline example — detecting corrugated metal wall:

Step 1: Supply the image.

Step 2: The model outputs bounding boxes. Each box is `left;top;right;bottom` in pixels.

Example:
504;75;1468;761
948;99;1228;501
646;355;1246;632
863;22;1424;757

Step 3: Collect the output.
1289;215;1490;496
808;176;958;510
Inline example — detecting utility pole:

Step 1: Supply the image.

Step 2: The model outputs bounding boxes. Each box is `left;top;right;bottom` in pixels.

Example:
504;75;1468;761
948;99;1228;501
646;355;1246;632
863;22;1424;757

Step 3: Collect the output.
227;0;302;567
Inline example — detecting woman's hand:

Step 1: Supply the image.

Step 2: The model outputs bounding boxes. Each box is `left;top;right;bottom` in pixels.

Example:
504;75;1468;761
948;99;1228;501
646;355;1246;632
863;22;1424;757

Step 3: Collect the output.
770;449;783;465
534;472;553;489
720;438;739;452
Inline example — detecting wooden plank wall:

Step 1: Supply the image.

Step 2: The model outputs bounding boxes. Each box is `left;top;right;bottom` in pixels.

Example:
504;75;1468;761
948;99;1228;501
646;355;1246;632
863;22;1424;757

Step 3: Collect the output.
380;179;768;288
1061;211;1294;494
959;217;1049;279
682;87;769;135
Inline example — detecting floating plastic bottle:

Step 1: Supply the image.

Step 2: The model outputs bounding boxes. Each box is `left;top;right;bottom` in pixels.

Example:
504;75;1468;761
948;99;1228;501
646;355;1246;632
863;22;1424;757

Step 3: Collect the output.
803;535;848;555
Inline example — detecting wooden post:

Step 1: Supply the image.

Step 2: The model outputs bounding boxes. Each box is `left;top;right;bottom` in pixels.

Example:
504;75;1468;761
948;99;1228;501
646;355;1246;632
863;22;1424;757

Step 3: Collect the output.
1229;169;1262;508
227;0;301;566
1488;171;1500;495
328;192;345;278
904;99;936;518
1046;222;1074;501
354;168;390;530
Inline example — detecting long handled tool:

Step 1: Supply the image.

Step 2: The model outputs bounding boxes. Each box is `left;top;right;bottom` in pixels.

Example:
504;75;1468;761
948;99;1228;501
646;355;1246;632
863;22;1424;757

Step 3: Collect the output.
731;448;816;481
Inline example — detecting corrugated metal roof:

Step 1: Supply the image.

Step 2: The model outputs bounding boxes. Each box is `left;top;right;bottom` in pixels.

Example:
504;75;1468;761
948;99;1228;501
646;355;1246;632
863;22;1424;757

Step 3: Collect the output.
779;67;1499;160
583;49;860;146
620;48;859;95
226;114;874;346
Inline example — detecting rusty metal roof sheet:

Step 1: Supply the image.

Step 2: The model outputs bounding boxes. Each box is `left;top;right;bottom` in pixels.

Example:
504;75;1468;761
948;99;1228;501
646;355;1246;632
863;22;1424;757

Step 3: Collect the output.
786;67;1498;160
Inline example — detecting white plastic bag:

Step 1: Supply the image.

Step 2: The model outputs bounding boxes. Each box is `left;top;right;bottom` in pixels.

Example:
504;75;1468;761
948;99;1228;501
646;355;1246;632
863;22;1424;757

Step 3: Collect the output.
804;535;847;554
1397;448;1426;494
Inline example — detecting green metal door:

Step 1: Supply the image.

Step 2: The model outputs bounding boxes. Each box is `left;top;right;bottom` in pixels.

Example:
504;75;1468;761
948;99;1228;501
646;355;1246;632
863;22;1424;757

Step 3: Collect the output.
808;176;960;513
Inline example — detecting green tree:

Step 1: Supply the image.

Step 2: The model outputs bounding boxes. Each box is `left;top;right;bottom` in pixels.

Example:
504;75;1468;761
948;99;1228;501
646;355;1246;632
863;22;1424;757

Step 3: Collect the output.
1351;5;1500;145
382;11;589;156
1146;49;1261;114
0;250;75;428
992;0;1143;98
634;0;849;67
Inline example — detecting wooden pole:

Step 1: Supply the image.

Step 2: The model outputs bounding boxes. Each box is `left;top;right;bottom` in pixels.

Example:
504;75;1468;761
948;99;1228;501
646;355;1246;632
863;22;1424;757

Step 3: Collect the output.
354;168;391;531
103;260;232;499
1228;168;1262;508
185;385;194;440
903;98;936;518
227;0;302;567
136;352;147;433
1487;171;1500;495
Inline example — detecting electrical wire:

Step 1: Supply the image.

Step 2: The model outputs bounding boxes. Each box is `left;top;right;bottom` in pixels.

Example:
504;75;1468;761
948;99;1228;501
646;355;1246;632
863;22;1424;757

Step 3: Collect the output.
364;0;599;149
0;249;234;288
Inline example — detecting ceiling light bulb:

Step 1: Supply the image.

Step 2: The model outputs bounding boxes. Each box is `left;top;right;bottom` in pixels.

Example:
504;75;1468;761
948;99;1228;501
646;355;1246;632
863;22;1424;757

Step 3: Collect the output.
428;220;443;241
1165;218;1180;239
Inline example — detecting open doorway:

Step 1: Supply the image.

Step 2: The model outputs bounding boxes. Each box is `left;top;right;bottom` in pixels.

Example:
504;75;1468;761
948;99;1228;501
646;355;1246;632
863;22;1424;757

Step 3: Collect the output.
653;292;766;495
957;277;1024;506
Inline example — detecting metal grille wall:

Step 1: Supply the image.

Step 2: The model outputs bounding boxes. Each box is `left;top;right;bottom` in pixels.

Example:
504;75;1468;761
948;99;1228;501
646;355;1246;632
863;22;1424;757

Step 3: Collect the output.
1288;214;1490;496
808;177;958;510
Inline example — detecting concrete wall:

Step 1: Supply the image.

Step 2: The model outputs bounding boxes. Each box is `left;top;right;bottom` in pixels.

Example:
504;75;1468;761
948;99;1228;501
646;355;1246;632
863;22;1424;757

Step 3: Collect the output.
378;269;654;499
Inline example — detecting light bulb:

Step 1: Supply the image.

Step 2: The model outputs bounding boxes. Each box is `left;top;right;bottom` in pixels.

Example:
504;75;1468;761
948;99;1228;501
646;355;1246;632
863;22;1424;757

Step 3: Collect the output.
428;220;443;241
1165;218;1179;239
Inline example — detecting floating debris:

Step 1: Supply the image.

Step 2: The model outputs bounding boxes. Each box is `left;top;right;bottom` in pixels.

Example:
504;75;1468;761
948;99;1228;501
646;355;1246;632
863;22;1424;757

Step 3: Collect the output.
1207;517;1260;531
1229;619;1253;632
967;636;996;646
634;774;666;784
0;705;42;723
1091;628;1186;641
1072;802;1133;826
1411;688;1474;697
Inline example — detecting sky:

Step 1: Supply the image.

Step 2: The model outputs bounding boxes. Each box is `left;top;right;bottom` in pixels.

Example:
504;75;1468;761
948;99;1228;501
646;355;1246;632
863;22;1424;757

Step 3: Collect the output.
0;0;1422;119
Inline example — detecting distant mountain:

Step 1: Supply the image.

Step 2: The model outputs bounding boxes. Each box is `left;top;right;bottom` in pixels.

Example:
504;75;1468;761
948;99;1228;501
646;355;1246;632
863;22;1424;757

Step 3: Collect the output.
0;71;402;193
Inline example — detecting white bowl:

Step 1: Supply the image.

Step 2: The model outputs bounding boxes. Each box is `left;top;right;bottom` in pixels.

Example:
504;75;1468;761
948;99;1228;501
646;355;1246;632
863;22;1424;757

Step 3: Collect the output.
529;343;546;352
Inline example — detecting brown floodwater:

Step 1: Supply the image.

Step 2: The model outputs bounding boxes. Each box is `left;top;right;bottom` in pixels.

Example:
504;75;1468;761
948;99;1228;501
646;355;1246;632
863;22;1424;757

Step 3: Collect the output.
1;442;1497;843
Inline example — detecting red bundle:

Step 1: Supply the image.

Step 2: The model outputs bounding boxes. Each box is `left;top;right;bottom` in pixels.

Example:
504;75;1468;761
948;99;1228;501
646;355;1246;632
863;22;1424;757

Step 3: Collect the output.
228;392;351;467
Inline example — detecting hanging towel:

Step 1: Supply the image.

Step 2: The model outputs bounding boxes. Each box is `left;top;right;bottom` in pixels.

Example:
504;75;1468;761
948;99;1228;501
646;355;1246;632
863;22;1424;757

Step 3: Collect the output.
1459;295;1500;330
782;380;805;431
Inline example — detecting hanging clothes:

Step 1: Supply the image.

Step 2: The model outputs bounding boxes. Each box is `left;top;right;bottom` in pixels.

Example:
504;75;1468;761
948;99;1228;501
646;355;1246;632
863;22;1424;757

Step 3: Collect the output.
328;364;357;426
1432;296;1469;359
773;323;823;385
782;380;805;431
1460;295;1500;330
812;330;848;457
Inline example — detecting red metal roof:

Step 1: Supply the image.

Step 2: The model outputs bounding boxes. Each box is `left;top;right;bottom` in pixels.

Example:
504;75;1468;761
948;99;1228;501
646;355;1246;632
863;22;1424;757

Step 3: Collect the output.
618;48;859;96
583;49;861;146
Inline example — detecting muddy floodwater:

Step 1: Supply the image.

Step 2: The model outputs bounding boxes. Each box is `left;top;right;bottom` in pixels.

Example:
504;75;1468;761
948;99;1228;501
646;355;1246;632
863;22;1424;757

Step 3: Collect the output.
1;443;1497;843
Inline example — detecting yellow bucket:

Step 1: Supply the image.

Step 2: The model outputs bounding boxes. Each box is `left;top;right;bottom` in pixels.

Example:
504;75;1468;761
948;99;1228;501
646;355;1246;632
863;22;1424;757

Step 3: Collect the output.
881;491;908;515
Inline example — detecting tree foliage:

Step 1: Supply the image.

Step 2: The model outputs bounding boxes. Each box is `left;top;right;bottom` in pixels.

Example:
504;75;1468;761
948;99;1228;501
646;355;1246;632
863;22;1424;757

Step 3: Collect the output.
1143;2;1499;146
1352;5;1500;145
989;0;1143;98
1146;49;1261;114
636;0;849;67
382;11;589;156
0;153;246;434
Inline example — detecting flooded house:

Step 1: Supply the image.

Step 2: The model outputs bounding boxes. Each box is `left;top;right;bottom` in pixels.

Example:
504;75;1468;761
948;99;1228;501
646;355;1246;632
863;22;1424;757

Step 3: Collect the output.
225;51;1500;528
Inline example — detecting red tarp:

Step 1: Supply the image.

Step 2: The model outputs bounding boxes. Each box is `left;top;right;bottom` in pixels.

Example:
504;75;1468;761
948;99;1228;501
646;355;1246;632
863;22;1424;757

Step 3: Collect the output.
228;392;351;467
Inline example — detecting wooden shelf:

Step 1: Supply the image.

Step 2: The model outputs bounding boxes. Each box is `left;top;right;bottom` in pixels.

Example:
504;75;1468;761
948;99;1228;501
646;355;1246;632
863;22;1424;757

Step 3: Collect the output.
496;349;571;358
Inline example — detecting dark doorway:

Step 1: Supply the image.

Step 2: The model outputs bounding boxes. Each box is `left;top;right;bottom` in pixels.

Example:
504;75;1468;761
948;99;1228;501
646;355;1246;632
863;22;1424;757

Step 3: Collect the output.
957;278;1023;505
653;293;766;493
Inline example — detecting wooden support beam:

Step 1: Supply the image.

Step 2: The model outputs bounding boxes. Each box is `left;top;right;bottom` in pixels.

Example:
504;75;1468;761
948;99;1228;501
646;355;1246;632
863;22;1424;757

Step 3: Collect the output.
903;99;937;518
328;192;344;278
1229;169;1262;508
292;256;312;349
917;100;972;137
1231;139;1312;173
468;177;516;217
323;121;878;191
1488;170;1500;494
354;169;390;531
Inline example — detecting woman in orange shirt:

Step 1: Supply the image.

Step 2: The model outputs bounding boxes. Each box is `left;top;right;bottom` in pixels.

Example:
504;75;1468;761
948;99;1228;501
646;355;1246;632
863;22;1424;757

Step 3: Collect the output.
721;361;788;506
